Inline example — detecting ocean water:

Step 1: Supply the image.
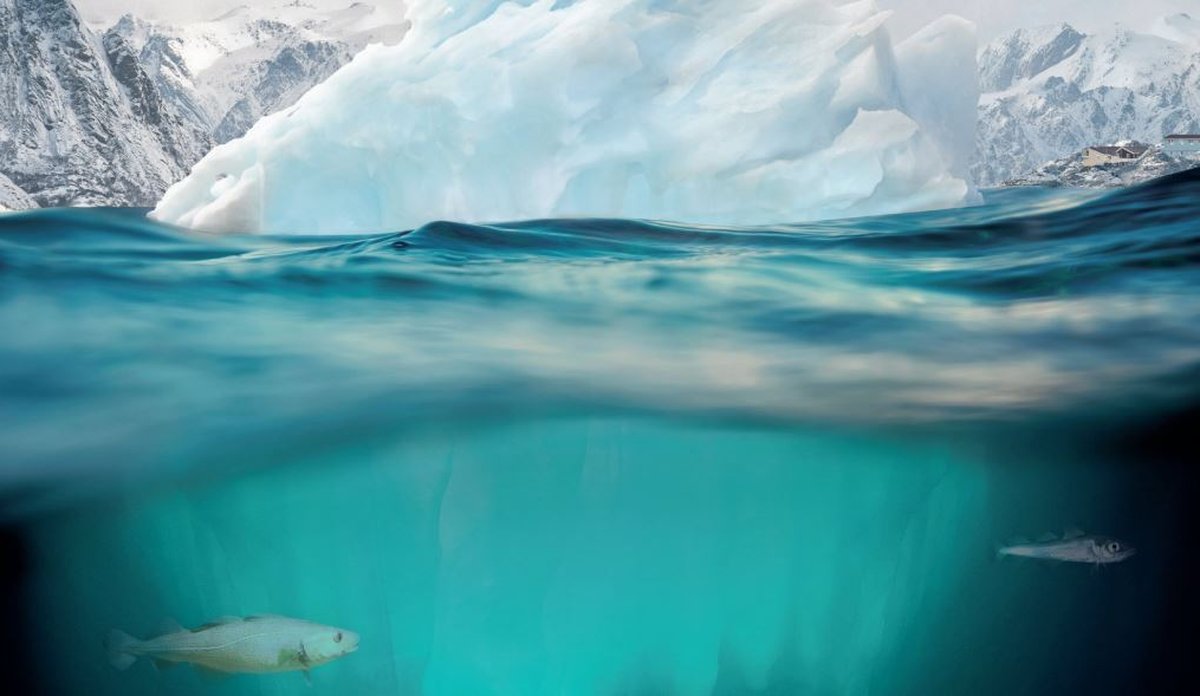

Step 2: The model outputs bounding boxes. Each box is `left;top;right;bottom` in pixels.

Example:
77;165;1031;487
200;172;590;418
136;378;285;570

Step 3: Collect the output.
1;172;1199;695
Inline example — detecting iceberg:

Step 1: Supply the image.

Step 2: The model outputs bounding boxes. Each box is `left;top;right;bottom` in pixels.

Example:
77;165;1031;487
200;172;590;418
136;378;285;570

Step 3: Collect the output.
151;0;978;235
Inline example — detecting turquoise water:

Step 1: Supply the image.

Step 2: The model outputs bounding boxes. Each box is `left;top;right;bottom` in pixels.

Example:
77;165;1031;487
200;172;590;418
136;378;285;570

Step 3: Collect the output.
2;173;1199;694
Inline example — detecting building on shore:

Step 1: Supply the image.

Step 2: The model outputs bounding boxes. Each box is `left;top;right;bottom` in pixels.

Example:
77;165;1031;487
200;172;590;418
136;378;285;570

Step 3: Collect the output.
1163;134;1200;158
1081;144;1149;167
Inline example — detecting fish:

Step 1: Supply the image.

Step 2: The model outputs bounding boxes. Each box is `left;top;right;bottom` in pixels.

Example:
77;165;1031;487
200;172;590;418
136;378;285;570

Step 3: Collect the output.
997;530;1135;565
105;614;359;682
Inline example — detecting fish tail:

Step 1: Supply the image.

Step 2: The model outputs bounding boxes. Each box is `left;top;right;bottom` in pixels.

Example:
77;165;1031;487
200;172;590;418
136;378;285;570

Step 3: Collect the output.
105;629;139;671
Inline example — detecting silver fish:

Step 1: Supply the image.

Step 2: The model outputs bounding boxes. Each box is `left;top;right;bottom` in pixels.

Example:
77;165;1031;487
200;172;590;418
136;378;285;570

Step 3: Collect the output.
998;532;1135;564
106;614;359;681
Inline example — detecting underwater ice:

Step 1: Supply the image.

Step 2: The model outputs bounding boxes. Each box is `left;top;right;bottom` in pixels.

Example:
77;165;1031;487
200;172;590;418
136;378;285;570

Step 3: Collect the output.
152;1;979;234
31;420;989;696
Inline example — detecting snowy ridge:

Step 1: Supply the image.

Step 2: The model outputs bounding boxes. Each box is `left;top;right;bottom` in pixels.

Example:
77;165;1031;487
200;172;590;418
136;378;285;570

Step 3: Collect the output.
976;15;1200;186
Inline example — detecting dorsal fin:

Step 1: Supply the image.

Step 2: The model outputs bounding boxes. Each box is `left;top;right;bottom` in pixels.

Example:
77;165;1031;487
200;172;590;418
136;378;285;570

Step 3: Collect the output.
1036;532;1058;542
158;617;185;635
191;616;242;632
1063;527;1085;540
246;613;286;622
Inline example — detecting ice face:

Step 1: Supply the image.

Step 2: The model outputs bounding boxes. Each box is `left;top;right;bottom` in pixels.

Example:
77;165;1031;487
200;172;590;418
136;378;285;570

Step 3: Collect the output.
151;1;978;234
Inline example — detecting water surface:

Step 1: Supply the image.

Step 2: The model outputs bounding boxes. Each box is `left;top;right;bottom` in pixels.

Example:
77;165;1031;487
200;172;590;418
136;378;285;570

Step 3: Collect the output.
1;174;1198;694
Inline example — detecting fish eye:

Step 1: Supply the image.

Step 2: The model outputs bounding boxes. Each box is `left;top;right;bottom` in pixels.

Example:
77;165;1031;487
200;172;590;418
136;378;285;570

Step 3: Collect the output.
335;632;343;643
1107;542;1120;553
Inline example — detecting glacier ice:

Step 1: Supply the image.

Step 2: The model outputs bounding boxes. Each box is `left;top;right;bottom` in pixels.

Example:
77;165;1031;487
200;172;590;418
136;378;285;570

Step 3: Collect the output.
151;0;979;234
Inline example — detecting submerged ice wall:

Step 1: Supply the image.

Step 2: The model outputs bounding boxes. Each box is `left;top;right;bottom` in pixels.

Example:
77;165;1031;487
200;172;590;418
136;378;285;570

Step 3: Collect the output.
29;419;989;696
152;1;978;234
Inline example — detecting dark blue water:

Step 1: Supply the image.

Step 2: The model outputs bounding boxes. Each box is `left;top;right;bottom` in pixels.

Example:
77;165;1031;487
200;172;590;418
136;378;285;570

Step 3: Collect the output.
1;172;1198;695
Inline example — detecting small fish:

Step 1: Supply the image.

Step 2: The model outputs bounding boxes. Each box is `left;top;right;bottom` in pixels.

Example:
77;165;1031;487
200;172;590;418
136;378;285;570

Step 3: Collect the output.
106;614;358;681
998;532;1135;565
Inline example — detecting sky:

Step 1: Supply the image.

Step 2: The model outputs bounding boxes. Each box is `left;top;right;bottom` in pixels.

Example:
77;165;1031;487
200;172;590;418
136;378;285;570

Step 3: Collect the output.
876;0;1196;39
75;0;1197;39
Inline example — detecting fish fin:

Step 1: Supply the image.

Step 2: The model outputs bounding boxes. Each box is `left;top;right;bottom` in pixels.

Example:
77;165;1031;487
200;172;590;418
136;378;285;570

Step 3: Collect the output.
191;616;241;632
105;629;139;671
194;665;230;681
151;658;179;671
158;617;185;635
303;670;312;687
1063;527;1086;539
246;613;285;621
1036;532;1058;542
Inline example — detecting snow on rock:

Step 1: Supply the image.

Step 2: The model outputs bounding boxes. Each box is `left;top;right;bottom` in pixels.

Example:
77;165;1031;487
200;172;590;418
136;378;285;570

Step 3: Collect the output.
1003;144;1199;188
0;0;200;207
0;173;38;212
152;0;979;235
104;3;410;147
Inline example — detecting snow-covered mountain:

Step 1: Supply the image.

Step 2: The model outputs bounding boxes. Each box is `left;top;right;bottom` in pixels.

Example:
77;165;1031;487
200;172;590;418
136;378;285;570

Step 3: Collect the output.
975;15;1200;186
0;0;406;208
0;172;37;212
0;0;209;206
104;2;408;145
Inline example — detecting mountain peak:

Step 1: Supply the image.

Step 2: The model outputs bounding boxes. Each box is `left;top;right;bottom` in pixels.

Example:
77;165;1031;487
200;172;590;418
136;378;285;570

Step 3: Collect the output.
1018;22;1082;41
980;23;1086;92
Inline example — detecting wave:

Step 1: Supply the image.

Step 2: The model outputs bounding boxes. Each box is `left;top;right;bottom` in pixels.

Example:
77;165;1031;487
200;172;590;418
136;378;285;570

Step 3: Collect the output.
1;173;1199;504
7;167;1199;266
